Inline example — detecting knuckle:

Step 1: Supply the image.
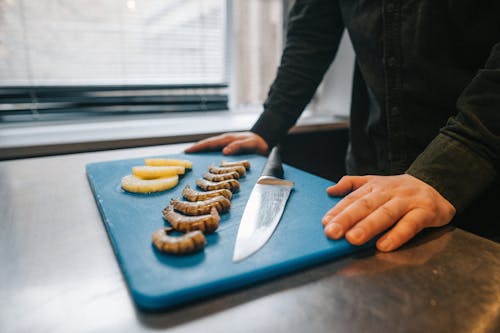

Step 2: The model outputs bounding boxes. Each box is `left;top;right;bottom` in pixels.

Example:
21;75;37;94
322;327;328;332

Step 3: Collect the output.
356;197;373;211
224;133;238;141
419;195;433;206
334;211;356;228
338;176;350;184
416;191;439;211
242;138;255;147
344;192;360;202
396;223;418;240
379;204;397;221
394;216;424;240
410;212;431;233
422;199;438;213
365;175;376;182
228;139;241;146
411;219;425;234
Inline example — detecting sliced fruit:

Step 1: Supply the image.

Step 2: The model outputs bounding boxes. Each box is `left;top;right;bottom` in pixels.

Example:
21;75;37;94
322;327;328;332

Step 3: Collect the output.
121;175;179;193
132;165;185;179
145;158;193;169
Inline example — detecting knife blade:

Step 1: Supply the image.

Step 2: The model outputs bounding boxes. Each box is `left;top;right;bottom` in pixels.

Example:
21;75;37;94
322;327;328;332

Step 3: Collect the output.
233;146;294;262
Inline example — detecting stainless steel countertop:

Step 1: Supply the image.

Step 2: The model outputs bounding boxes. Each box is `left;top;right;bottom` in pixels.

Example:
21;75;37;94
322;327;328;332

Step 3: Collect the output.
1;143;499;333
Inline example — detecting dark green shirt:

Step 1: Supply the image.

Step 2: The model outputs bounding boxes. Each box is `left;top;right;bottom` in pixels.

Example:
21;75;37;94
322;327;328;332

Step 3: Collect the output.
251;0;500;236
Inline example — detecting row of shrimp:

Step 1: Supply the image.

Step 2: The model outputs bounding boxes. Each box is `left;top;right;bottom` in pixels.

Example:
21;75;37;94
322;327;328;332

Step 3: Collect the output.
152;159;251;255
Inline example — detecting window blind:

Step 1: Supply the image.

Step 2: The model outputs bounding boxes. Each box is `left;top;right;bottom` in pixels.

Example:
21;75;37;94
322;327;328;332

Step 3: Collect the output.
0;0;228;122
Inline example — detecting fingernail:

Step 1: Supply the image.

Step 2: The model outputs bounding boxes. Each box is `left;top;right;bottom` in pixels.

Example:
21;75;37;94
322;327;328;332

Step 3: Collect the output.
378;237;393;252
325;222;343;239
347;228;365;243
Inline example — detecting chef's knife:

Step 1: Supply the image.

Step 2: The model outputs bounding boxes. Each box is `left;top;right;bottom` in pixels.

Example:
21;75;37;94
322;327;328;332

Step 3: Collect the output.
233;146;294;262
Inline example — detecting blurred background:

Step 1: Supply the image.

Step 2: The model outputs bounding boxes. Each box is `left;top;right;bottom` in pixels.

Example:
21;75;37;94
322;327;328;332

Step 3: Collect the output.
0;0;354;159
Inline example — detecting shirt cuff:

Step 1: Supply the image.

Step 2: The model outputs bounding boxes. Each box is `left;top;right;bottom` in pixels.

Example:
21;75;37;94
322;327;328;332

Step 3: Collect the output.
250;109;295;148
406;133;496;213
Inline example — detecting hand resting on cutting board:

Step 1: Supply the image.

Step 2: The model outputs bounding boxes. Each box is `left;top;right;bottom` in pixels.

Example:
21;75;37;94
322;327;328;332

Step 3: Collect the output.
185;131;269;155
322;175;455;252
185;135;457;252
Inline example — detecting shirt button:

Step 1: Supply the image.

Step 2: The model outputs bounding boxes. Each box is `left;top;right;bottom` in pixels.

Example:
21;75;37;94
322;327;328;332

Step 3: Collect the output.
388;56;397;67
390;106;399;115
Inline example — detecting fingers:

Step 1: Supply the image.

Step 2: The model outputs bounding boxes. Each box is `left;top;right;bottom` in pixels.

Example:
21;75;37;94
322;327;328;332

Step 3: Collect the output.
322;177;373;227
184;134;235;153
322;174;456;252
222;137;263;155
376;209;429;252
344;198;407;245
324;197;425;251
185;132;269;155
323;190;391;238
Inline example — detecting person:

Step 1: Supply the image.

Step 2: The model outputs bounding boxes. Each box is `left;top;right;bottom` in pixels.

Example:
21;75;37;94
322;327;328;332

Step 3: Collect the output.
186;0;500;251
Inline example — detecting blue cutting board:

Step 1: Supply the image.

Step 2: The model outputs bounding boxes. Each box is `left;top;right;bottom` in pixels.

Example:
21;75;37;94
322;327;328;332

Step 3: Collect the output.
86;152;370;311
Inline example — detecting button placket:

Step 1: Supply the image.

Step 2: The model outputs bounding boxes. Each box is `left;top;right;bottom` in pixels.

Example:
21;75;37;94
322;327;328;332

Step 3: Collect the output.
387;56;397;67
382;0;405;173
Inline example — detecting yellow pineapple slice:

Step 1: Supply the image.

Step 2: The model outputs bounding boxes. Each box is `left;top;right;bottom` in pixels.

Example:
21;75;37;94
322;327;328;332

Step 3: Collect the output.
132;165;185;179
121;175;179;193
144;158;193;169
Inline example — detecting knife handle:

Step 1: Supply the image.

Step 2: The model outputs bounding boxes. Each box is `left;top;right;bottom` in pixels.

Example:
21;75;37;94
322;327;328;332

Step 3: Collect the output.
261;146;284;179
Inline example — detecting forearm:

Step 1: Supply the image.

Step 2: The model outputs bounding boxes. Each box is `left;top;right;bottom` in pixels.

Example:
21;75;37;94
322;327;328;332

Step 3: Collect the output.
251;0;345;147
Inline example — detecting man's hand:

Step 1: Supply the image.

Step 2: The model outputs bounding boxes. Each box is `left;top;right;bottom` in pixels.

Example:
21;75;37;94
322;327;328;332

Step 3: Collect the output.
322;174;456;252
185;131;269;155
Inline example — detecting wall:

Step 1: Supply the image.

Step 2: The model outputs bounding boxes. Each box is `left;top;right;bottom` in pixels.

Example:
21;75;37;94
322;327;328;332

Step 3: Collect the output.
231;0;355;121
308;31;355;118
229;0;284;107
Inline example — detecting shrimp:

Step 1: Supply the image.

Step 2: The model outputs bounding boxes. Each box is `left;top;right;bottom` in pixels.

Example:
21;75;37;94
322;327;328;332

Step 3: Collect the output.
196;178;240;192
220;160;251;170
170;196;231;215
208;165;246;177
203;171;239;182
162;205;220;233
182;184;232;201
152;227;206;254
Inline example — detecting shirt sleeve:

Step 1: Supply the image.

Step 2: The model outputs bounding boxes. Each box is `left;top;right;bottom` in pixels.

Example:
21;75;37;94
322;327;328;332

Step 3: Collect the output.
407;42;500;212
250;0;345;148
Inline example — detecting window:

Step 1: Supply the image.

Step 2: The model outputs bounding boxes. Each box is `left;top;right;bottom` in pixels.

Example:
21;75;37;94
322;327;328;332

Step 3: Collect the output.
0;0;228;122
